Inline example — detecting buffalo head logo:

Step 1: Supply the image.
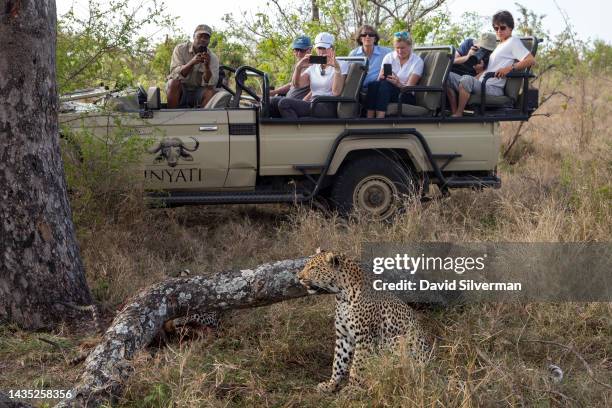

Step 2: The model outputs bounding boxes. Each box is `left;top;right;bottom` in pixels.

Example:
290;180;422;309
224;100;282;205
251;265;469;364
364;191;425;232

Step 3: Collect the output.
147;137;200;167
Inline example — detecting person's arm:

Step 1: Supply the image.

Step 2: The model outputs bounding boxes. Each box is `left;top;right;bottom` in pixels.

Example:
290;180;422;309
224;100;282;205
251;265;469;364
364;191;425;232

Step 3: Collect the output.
495;53;535;78
406;73;421;86
204;52;219;87
292;55;311;88
454;46;477;65
169;45;203;79
329;50;345;96
270;82;291;96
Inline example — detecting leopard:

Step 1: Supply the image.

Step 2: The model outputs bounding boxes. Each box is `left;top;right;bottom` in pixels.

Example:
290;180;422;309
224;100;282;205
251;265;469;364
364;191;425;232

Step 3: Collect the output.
297;249;430;393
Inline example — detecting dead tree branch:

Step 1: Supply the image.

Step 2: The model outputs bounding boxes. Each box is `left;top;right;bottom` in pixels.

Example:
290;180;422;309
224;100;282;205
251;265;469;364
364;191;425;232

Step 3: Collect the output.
54;257;309;408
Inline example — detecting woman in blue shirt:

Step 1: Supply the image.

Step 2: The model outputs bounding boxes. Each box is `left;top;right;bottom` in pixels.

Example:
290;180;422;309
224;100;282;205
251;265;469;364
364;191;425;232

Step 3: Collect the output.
348;25;391;88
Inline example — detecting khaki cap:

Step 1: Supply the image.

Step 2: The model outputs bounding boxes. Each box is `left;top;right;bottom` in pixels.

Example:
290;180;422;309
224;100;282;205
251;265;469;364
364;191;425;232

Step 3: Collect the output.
194;24;212;36
475;32;497;51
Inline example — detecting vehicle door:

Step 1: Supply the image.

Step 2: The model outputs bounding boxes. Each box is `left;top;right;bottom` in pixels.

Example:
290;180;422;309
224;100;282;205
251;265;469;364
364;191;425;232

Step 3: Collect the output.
140;108;229;190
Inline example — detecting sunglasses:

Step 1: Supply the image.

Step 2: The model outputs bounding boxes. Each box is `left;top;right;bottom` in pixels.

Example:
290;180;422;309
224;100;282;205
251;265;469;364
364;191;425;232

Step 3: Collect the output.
360;33;376;38
320;65;326;76
493;25;508;32
394;31;410;40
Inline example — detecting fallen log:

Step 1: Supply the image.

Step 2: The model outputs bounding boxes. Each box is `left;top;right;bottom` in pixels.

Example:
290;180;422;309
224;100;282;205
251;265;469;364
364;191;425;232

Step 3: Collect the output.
55;257;309;407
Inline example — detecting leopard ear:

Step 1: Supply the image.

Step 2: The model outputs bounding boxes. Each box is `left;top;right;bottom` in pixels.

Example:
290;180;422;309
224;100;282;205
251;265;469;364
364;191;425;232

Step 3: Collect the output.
315;247;322;254
324;252;340;267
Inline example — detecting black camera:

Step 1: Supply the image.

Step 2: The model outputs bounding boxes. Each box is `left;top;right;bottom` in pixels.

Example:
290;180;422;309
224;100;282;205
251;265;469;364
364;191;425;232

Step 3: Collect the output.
466;47;491;67
196;45;208;54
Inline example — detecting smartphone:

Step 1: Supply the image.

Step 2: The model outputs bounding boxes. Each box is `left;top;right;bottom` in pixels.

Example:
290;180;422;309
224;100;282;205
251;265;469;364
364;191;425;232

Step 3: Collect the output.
383;63;392;77
309;55;327;64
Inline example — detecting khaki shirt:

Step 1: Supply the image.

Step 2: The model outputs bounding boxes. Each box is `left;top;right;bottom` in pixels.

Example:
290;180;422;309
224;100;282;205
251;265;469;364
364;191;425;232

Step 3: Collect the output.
167;41;219;88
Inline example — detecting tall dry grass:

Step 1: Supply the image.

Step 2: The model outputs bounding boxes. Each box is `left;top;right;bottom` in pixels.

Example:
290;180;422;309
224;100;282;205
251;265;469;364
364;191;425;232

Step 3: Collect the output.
1;76;610;407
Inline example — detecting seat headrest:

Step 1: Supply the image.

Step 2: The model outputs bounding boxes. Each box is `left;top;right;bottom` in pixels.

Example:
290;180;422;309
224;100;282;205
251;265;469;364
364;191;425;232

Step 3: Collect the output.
147;87;160;110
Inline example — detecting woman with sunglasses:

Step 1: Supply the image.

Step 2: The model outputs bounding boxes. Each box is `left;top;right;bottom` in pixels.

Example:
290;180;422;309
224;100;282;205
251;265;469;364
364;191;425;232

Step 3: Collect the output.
348;25;391;88
278;32;348;119
365;31;423;119
449;10;536;117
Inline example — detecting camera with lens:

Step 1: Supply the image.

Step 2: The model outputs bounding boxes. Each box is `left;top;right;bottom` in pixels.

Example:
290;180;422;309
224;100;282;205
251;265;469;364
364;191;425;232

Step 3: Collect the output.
451;46;491;76
466;47;491;67
196;45;208;54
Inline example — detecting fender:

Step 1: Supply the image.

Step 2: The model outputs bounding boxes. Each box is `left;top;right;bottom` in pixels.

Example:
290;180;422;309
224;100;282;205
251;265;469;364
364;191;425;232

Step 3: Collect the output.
327;138;430;176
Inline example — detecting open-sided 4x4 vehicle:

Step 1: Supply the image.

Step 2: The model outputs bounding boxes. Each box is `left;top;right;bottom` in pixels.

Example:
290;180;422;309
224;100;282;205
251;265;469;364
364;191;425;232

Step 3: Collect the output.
60;38;540;220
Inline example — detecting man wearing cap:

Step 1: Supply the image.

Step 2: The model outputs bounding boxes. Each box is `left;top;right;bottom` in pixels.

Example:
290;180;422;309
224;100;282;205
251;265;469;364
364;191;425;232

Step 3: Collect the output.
166;24;220;108
269;35;312;117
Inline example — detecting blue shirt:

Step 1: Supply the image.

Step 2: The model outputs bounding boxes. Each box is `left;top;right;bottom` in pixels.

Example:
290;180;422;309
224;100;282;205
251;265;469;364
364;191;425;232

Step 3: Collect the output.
349;45;392;87
457;38;475;56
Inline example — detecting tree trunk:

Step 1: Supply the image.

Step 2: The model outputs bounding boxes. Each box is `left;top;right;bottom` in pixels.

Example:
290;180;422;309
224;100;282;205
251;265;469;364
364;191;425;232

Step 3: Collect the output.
311;0;319;21
55;257;309;407
0;0;92;329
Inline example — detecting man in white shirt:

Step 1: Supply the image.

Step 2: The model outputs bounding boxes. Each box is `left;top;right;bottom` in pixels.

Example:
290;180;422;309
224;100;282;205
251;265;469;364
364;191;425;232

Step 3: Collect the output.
449;10;536;117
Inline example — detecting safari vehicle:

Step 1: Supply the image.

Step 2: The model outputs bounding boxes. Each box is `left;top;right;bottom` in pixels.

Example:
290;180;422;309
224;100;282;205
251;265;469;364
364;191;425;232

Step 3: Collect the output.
60;38;540;220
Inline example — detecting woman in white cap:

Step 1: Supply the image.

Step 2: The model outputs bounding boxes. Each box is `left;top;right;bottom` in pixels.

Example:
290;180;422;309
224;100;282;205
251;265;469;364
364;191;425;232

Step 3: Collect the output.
278;32;348;119
365;31;423;119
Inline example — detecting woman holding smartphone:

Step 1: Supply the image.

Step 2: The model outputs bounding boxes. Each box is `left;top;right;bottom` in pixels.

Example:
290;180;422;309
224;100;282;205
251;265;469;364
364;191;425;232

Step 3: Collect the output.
278;32;348;119
365;31;423;119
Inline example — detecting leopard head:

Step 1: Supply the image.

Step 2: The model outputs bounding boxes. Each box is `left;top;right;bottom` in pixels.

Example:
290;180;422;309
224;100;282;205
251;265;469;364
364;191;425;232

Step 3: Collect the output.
297;248;346;295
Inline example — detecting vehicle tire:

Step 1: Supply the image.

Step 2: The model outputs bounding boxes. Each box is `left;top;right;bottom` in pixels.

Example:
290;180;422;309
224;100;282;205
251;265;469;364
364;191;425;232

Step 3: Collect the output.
330;153;418;221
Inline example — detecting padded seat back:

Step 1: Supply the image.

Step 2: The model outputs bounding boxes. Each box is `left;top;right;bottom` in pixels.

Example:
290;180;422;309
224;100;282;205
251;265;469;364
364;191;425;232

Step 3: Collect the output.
414;48;452;111
387;47;453;116
337;60;367;118
204;90;233;109
147;87;161;109
504;36;538;102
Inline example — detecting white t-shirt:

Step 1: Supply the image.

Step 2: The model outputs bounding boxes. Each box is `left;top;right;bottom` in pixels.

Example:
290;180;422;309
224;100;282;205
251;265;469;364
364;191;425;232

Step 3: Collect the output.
381;51;424;84
485;36;530;88
303;61;349;96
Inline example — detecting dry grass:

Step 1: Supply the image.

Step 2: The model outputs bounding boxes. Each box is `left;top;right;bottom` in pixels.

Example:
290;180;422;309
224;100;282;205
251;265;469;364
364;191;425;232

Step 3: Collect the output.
1;76;611;407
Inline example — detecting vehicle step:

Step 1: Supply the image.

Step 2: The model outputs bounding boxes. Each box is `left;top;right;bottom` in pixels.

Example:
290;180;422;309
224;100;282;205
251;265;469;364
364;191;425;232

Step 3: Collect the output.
146;191;305;205
444;176;501;188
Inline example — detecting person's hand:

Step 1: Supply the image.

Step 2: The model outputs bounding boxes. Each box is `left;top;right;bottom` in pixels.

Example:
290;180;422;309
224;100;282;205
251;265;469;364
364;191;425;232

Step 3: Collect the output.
495;65;513;78
189;53;205;66
327;49;340;70
386;73;401;87
467;46;478;57
297;54;312;69
200;52;210;67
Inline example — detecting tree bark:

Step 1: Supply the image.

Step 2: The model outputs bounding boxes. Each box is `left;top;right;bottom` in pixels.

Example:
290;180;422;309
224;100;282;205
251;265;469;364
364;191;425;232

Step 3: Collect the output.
55;257;309;408
0;0;92;329
311;0;319;21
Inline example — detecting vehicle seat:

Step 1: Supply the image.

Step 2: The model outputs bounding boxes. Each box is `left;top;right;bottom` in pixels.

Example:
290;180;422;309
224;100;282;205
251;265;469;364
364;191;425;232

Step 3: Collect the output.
147;87;161;109
386;47;452;116
467;36;538;108
204;90;232;109
337;60;367;118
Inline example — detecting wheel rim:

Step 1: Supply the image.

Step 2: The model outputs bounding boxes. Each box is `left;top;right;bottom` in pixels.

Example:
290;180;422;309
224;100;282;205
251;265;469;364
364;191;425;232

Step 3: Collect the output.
353;175;399;220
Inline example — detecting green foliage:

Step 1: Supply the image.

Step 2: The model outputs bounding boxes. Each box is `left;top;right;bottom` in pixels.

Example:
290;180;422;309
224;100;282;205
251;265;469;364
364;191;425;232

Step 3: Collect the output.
142;383;172;407
57;0;176;93
61;114;152;226
411;10;485;47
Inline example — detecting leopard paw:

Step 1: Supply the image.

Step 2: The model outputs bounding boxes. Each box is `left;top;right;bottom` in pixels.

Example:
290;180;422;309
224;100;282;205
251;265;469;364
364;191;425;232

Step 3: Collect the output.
316;380;339;393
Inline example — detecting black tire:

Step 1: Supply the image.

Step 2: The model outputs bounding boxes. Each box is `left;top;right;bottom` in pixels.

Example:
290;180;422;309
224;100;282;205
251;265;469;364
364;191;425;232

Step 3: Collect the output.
330;153;418;221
